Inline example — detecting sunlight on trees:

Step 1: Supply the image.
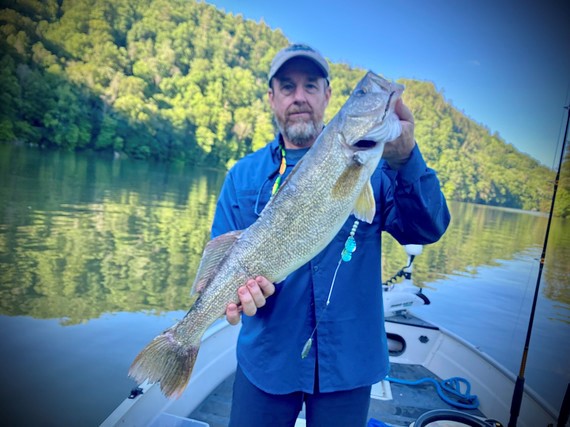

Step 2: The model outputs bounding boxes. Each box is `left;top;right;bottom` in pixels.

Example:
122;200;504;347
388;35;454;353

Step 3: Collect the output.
0;0;564;214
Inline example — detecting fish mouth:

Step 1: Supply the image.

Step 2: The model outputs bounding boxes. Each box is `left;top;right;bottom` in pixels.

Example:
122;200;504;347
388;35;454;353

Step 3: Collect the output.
353;139;378;150
349;89;401;152
381;91;397;121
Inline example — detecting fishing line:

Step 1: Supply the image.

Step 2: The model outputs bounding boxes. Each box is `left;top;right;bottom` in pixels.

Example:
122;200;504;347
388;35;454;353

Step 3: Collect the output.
550;82;570;171
301;220;360;359
508;251;540;360
301;257;343;359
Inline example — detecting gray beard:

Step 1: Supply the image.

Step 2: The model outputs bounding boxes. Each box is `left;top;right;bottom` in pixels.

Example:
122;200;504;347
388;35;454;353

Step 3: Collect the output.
277;119;321;147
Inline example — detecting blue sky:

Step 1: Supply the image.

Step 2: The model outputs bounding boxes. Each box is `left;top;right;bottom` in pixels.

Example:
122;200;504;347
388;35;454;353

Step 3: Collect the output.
205;0;570;168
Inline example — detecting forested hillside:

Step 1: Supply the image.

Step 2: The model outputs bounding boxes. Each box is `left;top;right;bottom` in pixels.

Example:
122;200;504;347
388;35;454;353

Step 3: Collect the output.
0;0;567;214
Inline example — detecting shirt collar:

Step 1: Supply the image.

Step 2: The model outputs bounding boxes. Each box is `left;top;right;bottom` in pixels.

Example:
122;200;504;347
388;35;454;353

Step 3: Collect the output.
269;134;283;164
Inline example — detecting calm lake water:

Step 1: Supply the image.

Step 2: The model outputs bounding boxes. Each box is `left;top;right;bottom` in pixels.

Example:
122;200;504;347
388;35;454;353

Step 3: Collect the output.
1;143;569;426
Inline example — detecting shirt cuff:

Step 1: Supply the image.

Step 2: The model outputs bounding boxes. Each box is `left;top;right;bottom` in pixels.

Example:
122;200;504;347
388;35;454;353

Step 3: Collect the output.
393;144;428;186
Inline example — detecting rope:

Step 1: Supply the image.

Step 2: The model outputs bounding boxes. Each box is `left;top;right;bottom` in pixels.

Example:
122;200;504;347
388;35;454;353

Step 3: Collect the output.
385;376;480;410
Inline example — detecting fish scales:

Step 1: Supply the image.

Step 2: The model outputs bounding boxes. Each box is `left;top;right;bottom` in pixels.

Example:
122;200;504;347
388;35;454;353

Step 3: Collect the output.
129;71;404;398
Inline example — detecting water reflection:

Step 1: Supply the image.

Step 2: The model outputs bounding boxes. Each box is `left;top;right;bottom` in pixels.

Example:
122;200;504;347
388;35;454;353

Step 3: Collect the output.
0;144;568;325
0;144;224;323
382;203;569;310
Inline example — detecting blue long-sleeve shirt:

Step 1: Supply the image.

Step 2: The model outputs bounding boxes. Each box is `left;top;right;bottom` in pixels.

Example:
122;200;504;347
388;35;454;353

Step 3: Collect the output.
211;134;450;394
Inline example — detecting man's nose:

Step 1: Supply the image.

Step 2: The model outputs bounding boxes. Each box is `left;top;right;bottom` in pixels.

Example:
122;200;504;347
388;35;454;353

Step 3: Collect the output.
292;86;308;103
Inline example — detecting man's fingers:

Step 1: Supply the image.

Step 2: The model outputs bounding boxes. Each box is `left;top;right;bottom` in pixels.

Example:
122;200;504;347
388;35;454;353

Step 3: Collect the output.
395;99;414;124
247;279;267;309
383;99;416;170
256;276;275;298
226;303;241;325
225;276;275;324
238;284;257;316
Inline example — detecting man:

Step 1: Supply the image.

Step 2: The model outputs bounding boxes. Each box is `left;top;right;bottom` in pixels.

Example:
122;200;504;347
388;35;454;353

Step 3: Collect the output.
211;44;450;427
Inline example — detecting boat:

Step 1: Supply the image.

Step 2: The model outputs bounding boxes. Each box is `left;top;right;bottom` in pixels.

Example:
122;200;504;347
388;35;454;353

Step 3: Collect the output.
100;245;564;427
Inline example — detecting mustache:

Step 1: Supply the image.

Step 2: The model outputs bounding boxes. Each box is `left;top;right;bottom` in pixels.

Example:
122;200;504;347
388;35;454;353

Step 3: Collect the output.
287;106;312;115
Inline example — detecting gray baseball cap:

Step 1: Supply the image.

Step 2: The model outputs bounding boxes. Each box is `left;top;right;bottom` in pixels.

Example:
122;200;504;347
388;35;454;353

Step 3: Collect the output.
268;44;330;86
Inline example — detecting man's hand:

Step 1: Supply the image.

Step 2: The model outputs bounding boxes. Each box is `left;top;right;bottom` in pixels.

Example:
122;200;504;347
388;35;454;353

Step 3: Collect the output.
383;99;416;170
226;276;275;325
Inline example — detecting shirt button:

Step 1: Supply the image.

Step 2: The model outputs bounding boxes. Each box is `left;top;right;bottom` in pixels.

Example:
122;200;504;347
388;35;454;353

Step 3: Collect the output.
313;266;319;272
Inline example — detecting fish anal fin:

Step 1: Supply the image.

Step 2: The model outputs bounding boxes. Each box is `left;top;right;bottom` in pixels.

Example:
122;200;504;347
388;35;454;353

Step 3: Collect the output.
191;230;243;294
352;180;376;223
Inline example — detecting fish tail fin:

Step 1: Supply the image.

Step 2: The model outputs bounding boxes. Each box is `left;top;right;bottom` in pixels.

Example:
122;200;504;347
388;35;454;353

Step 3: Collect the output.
128;330;199;399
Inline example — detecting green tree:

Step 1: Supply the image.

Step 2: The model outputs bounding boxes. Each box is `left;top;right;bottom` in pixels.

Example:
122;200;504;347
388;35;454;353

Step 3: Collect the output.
0;0;556;213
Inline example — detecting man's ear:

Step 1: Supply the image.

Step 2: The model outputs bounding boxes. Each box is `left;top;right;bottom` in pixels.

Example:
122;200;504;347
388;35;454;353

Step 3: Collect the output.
324;85;332;107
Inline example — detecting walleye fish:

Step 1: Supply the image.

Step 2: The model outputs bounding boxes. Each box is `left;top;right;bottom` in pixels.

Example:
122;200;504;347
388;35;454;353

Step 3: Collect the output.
129;71;404;398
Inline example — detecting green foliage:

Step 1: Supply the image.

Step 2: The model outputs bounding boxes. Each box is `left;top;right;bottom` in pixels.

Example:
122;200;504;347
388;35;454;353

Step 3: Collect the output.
0;0;561;213
399;79;556;213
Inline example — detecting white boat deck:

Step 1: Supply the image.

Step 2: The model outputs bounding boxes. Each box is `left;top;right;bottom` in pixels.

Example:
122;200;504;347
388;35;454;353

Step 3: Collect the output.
188;362;486;427
102;314;558;427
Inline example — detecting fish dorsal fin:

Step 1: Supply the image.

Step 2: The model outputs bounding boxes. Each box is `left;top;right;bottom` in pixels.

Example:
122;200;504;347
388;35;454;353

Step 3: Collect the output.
352;180;376;223
191;230;243;294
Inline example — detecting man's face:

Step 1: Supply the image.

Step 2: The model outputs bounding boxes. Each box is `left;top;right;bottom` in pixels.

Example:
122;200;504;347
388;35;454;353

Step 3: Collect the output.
268;58;331;148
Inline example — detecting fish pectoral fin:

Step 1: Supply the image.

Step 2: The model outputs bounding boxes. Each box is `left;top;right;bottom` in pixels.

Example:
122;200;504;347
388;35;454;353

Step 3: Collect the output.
191;230;243;294
352;180;376;223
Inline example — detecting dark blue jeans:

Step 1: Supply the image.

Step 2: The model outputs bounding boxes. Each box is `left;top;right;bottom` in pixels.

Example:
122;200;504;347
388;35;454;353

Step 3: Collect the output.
228;365;371;427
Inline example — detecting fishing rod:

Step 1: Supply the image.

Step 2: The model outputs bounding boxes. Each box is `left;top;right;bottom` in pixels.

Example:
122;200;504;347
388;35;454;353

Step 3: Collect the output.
507;104;570;427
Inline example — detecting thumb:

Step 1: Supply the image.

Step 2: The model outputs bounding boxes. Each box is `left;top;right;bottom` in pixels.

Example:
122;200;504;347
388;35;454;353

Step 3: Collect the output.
395;99;414;124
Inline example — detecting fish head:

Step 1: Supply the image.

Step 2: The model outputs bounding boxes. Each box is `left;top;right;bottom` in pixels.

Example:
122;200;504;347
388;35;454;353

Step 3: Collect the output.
336;71;404;171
